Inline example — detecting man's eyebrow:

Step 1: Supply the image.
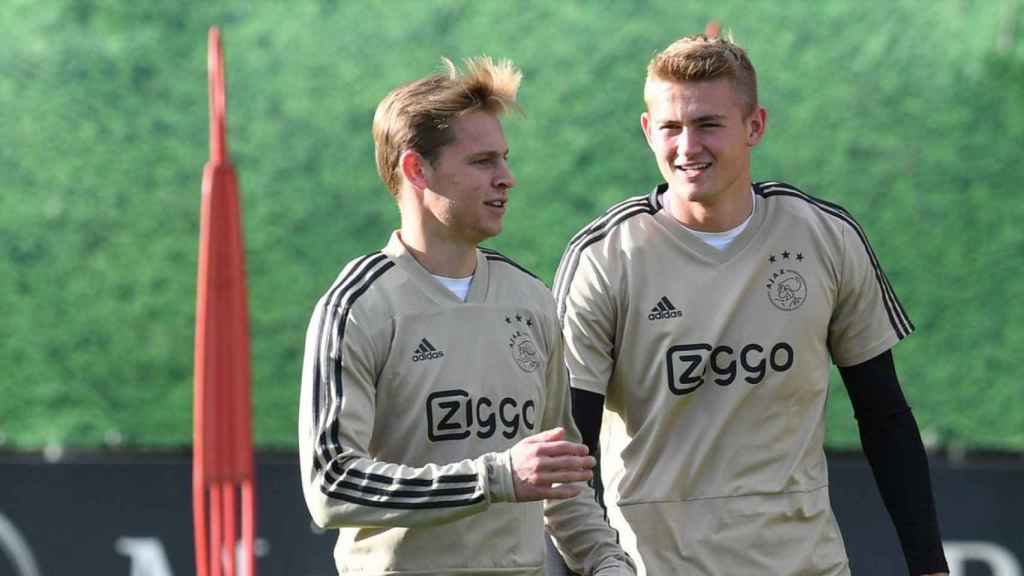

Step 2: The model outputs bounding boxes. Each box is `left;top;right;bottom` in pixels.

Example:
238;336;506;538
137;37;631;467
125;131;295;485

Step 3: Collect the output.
657;113;728;124
467;149;509;159
693;113;728;123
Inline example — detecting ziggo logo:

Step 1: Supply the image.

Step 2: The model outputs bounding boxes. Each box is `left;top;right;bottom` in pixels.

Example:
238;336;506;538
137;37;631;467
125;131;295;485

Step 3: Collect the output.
426;389;537;441
666;342;794;395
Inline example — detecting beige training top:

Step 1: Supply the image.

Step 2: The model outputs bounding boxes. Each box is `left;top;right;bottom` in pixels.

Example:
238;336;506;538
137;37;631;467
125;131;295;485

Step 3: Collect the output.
300;232;634;575
554;181;913;575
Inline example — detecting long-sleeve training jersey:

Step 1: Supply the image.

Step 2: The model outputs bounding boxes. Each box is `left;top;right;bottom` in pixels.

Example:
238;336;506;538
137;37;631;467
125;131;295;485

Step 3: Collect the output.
300;231;633;576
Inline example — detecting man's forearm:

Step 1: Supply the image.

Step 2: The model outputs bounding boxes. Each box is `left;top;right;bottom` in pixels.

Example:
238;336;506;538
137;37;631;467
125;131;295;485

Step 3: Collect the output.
840;350;948;575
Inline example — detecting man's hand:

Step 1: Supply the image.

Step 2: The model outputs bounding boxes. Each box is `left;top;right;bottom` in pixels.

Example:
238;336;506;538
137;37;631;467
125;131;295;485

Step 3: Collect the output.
509;427;595;501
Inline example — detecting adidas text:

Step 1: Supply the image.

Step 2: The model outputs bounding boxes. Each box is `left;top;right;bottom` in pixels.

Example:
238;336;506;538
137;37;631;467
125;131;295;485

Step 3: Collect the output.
412;338;444;362
648;296;683;320
413;350;445;362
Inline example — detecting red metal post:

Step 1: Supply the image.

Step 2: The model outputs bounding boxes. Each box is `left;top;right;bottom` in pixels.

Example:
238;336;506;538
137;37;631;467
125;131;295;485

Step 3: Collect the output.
193;26;257;576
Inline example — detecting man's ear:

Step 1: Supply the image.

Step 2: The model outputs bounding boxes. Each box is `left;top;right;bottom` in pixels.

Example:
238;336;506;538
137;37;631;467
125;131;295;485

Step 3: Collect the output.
640;112;655;150
400;149;430;191
747;107;767;147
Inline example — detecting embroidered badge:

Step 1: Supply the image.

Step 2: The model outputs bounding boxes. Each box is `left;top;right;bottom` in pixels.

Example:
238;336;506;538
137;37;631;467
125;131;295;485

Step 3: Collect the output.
505;314;540;373
765;250;808;311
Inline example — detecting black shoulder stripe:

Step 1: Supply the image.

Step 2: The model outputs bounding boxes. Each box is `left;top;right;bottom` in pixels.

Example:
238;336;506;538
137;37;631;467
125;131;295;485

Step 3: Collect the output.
479;247;540;281
562;183;664;247
565;196;655;247
311;253;388;432
757;182;912;338
312;254;394;473
756;182;913;339
554;190;660;321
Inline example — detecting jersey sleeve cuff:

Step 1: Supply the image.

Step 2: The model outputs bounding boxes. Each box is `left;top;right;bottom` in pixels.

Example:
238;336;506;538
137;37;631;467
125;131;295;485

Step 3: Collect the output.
568;377;609;396
479;450;517;503
832;333;902;368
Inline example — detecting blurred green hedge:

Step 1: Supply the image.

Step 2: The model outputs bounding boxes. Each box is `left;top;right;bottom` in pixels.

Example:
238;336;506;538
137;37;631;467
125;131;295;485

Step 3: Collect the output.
1;0;1022;450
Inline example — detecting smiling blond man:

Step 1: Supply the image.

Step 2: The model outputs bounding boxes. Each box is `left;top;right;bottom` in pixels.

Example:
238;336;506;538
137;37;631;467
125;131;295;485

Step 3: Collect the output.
553;34;948;575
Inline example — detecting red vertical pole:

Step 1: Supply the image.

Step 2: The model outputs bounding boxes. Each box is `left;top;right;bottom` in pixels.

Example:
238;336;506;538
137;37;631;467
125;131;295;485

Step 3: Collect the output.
241;479;255;574
224;484;238;576
194;26;256;576
210;484;224;576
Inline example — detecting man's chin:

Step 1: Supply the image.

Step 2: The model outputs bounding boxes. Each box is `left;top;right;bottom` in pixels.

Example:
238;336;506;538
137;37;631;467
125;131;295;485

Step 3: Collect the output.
471;225;502;245
668;182;706;203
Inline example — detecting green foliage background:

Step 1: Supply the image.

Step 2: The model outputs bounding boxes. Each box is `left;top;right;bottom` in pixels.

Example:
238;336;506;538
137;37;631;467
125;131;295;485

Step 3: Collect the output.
2;0;1022;450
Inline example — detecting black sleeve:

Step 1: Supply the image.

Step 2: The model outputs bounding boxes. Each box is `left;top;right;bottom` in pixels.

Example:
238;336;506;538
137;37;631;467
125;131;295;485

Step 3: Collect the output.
563;388;608;576
571;388;605;462
838;350;948;575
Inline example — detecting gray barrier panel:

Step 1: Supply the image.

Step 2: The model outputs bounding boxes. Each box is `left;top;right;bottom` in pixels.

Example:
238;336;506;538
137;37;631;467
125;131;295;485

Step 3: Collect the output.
0;453;1020;575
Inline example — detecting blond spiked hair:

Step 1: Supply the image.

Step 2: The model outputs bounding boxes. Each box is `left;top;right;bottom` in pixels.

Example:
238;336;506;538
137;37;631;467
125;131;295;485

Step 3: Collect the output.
645;33;759;114
373;56;522;196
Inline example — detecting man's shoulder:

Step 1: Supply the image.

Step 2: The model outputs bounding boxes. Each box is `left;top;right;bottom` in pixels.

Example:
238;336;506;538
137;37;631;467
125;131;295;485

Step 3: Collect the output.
479;247;543;283
314;250;400;314
563;186;663;253
478;247;551;304
755;180;861;233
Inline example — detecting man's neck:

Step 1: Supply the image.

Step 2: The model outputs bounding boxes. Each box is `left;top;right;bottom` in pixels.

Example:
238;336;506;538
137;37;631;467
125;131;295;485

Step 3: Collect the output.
397;227;477;278
667;183;754;232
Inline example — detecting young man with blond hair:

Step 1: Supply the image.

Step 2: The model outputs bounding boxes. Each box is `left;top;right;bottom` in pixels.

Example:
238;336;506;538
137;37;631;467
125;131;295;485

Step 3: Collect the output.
299;56;635;576
554;34;949;575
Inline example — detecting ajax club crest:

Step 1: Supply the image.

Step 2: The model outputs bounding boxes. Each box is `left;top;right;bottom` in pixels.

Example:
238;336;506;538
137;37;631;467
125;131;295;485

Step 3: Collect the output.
765;250;808;311
505;314;540;373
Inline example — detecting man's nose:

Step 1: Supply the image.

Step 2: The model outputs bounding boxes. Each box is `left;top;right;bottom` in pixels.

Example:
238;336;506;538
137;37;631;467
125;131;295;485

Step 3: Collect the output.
495;160;515;189
679;127;702;155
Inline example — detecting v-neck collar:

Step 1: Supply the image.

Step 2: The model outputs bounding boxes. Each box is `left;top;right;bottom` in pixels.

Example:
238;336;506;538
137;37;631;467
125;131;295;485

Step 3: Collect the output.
650;184;767;264
383;231;489;305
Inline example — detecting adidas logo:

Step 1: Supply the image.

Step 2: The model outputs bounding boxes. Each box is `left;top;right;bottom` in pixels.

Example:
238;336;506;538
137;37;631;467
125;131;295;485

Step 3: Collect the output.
648;296;683;321
412;338;445;362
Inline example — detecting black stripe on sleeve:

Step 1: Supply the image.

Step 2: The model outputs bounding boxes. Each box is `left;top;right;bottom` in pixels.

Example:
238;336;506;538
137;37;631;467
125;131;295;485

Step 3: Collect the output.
318;259;396;473
553;188;661;321
311;256;492;510
339;466;479;487
756;182;913;339
321;491;487;510
311;254;393;473
310;253;388;440
479;247;541;281
310;253;387;431
328;466;480;499
321;456;485;509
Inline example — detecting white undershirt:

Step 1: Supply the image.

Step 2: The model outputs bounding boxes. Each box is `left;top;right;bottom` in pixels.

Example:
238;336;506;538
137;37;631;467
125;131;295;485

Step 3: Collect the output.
433;274;473;301
671;188;756;251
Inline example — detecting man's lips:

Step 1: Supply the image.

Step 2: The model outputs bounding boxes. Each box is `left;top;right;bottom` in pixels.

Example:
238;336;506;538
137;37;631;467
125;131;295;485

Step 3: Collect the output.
675;161;711;173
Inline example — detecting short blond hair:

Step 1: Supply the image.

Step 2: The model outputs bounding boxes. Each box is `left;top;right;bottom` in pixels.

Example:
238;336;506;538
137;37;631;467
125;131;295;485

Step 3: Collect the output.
645;34;758;114
372;56;522;196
